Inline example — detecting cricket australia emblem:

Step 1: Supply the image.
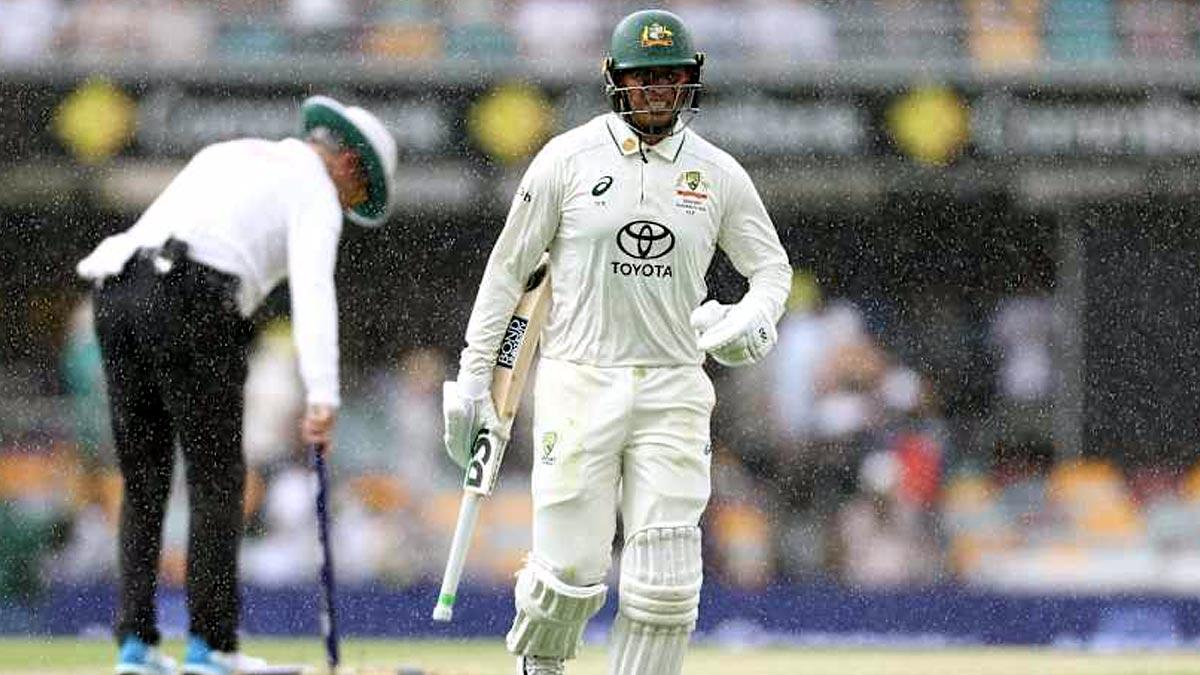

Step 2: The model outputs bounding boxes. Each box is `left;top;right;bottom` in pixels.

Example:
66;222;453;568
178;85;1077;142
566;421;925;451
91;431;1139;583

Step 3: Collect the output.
641;23;674;48
540;431;559;466
673;170;709;214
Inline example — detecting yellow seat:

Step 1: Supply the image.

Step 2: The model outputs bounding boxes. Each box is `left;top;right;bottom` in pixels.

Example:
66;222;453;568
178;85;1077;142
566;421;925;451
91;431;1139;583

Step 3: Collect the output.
351;474;411;514
362;23;442;60
709;502;773;589
1048;460;1143;542
476;491;533;581
942;475;997;514
0;451;71;500
966;0;1042;69
418;489;533;582
1178;460;1200;502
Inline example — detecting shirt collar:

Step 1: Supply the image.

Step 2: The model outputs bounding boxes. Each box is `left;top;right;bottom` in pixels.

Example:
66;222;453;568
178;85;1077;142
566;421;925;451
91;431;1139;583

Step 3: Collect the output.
605;113;687;163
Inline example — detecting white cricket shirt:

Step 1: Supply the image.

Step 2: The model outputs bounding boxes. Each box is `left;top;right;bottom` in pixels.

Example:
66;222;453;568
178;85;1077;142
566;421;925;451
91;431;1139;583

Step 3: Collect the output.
459;113;792;383
76;138;343;407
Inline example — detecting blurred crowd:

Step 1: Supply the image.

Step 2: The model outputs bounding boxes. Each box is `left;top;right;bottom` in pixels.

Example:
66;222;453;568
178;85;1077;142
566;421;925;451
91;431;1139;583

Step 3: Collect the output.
9;265;1167;603
0;0;1196;67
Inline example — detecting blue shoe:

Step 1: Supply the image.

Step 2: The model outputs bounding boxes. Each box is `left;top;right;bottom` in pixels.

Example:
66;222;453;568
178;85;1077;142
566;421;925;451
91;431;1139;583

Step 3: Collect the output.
182;635;271;675
116;636;177;675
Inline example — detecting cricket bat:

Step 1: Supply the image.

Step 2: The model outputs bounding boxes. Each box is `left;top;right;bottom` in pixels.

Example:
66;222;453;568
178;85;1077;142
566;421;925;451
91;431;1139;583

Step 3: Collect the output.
432;253;552;622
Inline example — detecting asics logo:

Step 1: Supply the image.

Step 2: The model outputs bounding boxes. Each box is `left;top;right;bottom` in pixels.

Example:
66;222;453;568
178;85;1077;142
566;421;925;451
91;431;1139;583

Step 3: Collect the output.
592;176;613;196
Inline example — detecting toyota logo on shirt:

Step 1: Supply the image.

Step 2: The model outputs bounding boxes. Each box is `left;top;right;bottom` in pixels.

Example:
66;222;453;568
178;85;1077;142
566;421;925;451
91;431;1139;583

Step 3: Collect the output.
617;220;675;260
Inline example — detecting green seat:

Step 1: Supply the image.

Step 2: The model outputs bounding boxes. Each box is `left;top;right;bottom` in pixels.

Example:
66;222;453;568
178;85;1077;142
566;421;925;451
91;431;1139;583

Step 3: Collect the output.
214;21;291;59
1046;0;1116;62
444;23;517;62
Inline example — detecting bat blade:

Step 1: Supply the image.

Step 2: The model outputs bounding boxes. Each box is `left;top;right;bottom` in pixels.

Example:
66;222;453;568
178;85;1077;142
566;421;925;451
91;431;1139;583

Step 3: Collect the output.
433;253;551;622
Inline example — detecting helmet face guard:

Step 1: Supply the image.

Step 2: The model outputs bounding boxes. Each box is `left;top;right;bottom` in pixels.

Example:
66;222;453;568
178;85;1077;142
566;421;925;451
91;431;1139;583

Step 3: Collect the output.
604;9;705;139
604;67;703;139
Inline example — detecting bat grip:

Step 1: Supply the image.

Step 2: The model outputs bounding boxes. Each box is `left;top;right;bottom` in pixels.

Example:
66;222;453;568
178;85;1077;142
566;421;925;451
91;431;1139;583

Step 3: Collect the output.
432;492;483;622
311;444;340;668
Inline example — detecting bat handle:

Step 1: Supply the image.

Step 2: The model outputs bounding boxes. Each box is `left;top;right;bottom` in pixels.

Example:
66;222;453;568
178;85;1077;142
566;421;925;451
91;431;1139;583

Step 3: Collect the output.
432;491;483;622
310;444;340;668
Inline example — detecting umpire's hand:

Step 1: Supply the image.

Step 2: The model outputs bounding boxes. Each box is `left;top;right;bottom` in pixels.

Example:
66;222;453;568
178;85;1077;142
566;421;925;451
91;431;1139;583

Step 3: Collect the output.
302;404;338;449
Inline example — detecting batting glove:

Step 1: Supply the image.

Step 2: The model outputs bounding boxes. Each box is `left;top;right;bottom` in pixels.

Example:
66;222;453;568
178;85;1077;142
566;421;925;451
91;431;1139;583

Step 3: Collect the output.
690;299;778;367
442;379;509;469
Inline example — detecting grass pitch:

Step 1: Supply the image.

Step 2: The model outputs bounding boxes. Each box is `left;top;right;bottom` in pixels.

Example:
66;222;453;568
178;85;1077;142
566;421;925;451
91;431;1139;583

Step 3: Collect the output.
5;638;1200;675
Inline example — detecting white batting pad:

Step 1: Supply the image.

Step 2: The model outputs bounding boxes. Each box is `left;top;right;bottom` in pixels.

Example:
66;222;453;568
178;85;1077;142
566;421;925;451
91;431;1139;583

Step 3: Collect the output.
608;525;703;675
506;558;608;659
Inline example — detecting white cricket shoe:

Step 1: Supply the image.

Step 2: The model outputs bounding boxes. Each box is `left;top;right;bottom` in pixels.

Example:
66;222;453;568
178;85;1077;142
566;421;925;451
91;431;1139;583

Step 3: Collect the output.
518;655;565;675
115;636;177;675
181;635;272;675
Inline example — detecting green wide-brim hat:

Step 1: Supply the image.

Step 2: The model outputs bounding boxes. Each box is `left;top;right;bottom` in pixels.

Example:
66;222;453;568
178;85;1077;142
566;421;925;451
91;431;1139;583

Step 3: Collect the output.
300;95;397;227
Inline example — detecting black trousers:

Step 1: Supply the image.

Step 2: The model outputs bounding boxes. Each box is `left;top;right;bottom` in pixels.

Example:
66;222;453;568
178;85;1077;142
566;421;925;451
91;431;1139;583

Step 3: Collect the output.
94;251;253;652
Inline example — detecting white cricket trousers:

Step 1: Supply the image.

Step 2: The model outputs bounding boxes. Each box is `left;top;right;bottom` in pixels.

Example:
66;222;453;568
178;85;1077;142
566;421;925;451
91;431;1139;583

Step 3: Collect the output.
529;357;715;586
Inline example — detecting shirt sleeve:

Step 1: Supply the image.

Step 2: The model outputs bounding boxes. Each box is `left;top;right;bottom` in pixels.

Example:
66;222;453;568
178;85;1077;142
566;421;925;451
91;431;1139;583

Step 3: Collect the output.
458;143;563;390
287;193;343;408
717;162;792;322
76;162;195;280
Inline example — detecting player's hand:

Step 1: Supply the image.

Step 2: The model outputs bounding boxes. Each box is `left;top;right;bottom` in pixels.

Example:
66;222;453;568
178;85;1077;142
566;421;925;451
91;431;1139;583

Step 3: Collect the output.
690;299;778;367
302;404;338;450
442;379;509;469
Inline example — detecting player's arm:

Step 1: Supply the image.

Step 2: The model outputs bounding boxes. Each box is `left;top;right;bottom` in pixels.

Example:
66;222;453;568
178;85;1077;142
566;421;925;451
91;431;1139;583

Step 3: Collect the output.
458;144;563;388
444;144;562;467
287;193;344;446
691;163;792;367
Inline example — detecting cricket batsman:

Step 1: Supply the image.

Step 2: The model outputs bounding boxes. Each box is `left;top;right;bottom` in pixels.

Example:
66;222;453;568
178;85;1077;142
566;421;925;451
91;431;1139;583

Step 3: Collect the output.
442;9;791;675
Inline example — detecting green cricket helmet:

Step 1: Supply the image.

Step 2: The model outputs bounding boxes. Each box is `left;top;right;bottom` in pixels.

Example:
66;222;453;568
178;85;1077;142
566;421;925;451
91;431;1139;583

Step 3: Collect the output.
604;9;705;138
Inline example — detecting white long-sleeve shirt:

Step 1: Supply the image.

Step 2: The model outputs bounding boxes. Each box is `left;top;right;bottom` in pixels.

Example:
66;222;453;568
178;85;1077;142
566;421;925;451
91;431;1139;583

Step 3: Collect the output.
76;138;343;407
459;113;792;383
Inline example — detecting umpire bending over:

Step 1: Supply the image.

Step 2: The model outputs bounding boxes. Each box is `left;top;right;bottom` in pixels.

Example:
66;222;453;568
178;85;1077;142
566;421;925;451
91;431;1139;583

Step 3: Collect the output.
76;96;396;675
